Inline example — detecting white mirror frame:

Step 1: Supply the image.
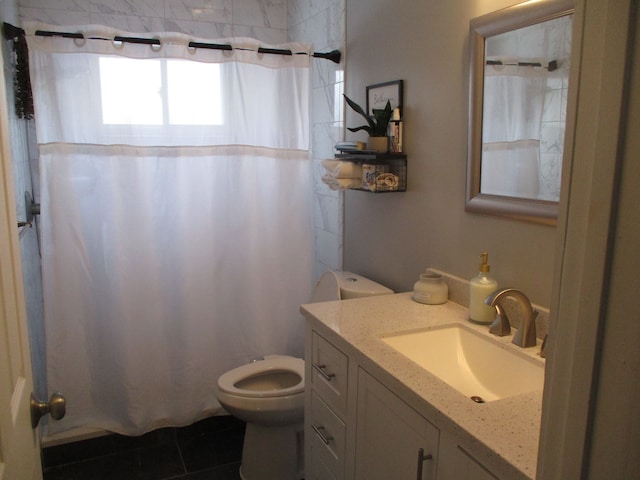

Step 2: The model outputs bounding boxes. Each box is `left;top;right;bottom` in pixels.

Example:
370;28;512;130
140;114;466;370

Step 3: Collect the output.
466;0;574;226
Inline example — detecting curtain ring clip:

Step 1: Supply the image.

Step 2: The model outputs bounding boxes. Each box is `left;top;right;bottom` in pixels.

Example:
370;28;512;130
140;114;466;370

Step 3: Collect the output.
150;38;162;52
73;33;86;47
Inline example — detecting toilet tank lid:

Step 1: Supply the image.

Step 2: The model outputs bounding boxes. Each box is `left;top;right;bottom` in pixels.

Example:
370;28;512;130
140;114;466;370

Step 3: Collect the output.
336;271;394;297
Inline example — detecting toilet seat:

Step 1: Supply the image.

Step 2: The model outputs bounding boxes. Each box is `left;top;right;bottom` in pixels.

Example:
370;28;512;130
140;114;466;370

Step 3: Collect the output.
218;355;304;399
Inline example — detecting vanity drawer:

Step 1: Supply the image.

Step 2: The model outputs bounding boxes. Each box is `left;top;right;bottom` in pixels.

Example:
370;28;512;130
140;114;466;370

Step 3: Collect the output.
309;391;346;480
311;332;349;416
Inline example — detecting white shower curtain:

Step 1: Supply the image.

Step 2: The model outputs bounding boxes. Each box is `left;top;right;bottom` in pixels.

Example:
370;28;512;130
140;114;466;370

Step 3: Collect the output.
27;27;314;435
481;66;545;198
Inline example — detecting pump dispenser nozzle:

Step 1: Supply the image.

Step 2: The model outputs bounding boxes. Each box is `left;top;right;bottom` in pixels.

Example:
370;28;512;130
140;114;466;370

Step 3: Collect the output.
479;252;491;273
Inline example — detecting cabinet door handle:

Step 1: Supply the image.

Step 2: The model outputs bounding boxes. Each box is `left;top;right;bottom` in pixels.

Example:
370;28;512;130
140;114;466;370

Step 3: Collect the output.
312;363;336;381
416;448;433;480
311;424;334;444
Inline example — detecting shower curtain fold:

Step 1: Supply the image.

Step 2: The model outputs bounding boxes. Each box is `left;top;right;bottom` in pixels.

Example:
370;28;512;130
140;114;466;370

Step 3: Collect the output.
28;28;313;436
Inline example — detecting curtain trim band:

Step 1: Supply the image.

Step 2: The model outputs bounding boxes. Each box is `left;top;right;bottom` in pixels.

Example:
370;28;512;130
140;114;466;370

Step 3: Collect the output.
38;142;310;160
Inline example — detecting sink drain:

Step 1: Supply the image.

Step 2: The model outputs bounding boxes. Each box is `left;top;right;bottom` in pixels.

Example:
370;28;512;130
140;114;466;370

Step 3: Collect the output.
470;395;485;403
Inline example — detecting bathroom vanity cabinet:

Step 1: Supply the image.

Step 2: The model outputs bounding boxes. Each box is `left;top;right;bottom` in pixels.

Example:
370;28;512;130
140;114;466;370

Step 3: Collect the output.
305;326;502;480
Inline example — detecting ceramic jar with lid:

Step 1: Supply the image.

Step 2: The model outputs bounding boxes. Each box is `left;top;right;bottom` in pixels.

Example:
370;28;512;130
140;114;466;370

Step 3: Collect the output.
412;272;448;305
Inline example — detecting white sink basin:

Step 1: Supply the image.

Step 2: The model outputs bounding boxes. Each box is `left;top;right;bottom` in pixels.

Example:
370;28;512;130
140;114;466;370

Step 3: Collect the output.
381;324;544;402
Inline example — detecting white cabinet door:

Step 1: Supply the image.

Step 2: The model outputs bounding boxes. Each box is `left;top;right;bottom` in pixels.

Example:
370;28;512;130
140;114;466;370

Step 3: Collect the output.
355;368;439;480
0;46;42;480
438;432;498;480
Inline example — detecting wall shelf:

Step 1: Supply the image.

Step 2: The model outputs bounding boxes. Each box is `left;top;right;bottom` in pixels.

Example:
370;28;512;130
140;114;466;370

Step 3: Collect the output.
335;152;407;192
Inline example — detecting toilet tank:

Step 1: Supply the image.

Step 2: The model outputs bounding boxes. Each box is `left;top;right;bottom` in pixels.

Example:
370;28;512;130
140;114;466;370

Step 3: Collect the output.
310;271;393;303
335;271;393;299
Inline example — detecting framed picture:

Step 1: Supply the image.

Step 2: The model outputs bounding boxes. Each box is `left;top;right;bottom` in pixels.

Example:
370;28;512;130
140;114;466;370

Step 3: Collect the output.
366;80;403;117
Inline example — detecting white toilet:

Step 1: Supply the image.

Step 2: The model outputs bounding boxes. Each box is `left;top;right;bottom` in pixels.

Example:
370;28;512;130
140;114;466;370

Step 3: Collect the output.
216;271;392;480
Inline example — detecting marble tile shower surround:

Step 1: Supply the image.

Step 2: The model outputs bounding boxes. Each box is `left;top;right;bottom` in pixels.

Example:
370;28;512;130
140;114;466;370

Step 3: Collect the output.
18;0;288;44
1;29;48;403
286;0;346;279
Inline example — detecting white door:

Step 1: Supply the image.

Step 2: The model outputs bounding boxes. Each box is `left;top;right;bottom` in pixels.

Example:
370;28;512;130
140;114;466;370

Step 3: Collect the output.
0;43;42;479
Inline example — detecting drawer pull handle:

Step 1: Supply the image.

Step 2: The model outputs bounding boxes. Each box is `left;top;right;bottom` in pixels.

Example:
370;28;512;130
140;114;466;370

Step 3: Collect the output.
312;424;333;444
416;448;433;479
312;363;336;381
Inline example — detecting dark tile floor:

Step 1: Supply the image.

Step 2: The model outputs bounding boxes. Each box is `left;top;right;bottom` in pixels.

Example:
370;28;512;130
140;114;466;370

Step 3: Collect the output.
42;415;245;480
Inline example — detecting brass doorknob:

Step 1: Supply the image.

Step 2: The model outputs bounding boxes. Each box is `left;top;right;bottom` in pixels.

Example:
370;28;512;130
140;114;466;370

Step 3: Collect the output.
31;392;66;429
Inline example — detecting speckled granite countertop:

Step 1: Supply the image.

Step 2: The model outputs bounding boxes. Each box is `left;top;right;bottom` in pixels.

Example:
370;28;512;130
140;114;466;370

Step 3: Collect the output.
301;292;545;480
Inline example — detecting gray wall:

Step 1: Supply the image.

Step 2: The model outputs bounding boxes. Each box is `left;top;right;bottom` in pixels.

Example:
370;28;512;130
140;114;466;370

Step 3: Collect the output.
344;0;557;307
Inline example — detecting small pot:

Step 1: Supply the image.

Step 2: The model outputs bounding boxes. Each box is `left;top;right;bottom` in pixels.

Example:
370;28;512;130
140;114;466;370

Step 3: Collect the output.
367;136;388;153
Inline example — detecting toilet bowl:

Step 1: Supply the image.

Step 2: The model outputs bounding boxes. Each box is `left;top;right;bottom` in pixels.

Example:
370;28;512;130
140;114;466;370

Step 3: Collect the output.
217;355;304;426
216;271;393;480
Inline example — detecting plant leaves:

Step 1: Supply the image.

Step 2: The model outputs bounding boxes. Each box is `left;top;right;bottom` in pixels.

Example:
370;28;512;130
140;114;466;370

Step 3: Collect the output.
347;125;374;135
343;94;392;137
343;93;375;131
343;94;368;118
371;101;393;136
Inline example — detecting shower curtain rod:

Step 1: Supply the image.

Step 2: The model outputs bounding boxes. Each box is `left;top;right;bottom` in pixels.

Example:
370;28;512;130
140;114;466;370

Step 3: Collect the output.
2;23;341;64
486;59;558;71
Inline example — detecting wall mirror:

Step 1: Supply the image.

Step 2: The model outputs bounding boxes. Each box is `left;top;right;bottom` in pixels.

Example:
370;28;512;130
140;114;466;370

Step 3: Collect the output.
466;0;574;226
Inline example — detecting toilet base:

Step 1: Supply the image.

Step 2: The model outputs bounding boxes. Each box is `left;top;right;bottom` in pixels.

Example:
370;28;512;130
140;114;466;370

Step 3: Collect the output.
239;421;304;480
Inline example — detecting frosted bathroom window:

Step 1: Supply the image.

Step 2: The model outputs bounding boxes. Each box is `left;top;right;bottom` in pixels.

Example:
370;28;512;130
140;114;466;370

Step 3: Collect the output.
99;57;163;125
99;58;223;127
167;61;222;125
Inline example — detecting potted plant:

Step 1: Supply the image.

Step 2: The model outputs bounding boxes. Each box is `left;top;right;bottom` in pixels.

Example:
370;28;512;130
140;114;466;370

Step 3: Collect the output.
343;94;393;153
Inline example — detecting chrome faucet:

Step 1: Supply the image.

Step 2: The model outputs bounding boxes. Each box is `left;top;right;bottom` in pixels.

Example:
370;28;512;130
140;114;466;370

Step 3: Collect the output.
484;288;538;348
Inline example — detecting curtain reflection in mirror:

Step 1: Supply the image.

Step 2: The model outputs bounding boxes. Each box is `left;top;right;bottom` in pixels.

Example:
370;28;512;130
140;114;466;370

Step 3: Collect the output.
481;14;572;202
481;67;545;198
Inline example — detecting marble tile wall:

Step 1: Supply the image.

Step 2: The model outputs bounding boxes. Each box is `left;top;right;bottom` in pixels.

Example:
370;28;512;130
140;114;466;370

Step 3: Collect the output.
0;0;47;400
18;0;288;44
538;14;571;202
288;0;345;281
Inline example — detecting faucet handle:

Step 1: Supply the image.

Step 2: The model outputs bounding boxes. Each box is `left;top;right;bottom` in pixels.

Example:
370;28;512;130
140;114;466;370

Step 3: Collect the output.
489;304;511;336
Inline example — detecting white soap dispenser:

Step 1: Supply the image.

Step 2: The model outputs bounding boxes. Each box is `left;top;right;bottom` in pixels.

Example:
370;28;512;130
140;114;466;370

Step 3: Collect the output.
469;252;498;324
